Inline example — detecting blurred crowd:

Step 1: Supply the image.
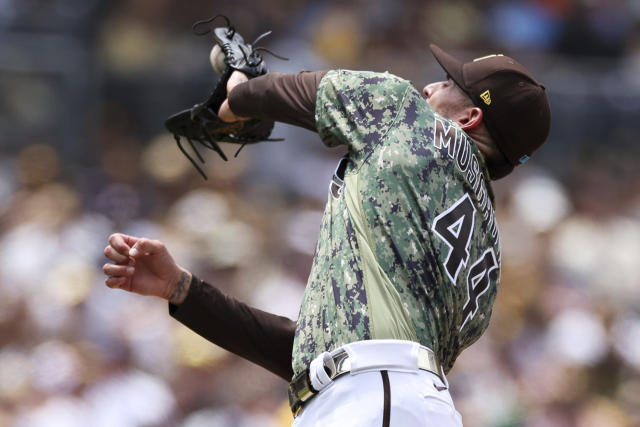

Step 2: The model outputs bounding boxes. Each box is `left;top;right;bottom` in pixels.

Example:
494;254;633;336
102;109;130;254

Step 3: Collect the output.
1;0;640;426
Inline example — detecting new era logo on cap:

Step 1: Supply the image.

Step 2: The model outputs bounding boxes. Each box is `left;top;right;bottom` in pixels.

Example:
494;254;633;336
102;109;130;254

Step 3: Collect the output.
479;90;491;105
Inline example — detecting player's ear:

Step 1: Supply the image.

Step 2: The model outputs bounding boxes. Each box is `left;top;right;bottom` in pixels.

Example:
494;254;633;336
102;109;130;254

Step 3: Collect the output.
458;107;483;131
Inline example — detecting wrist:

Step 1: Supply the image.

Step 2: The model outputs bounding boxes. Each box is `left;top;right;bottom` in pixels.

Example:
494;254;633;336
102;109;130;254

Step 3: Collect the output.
167;268;192;305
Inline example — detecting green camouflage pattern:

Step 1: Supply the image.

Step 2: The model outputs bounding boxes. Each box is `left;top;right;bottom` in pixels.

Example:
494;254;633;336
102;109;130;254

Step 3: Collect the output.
292;70;501;376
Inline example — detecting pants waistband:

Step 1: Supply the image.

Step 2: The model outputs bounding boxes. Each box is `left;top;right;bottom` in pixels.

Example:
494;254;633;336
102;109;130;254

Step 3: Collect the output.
288;340;444;416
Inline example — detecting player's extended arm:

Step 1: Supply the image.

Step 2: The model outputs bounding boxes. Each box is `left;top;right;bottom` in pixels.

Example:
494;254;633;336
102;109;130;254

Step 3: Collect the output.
220;70;327;131
103;233;295;381
169;275;296;381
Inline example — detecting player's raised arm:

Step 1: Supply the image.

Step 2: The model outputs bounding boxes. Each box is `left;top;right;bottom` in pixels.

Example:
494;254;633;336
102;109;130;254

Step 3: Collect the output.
221;70;326;131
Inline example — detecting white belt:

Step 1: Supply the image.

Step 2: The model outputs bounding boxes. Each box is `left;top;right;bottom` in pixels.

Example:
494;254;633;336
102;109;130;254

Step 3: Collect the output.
288;340;444;416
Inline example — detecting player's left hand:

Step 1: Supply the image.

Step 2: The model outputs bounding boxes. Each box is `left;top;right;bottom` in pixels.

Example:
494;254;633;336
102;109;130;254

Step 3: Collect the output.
218;70;249;122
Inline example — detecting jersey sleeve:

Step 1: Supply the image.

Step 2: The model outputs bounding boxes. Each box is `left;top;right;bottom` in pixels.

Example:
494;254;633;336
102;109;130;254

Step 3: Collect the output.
229;71;327;131
315;70;412;161
169;275;296;381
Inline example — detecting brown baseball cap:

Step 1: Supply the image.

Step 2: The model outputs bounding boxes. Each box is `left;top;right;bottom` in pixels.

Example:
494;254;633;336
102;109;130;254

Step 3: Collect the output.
430;44;550;167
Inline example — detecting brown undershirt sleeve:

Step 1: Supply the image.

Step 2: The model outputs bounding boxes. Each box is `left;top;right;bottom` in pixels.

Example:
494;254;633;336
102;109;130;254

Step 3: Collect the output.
169;275;296;381
228;70;327;131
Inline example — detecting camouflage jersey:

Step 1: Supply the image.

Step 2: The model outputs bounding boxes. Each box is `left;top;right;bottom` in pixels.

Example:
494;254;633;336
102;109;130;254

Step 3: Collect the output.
292;70;501;376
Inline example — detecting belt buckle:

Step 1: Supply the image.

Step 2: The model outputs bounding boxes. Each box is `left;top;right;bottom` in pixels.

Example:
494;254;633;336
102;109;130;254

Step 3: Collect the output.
288;350;351;416
329;349;350;377
288;368;315;416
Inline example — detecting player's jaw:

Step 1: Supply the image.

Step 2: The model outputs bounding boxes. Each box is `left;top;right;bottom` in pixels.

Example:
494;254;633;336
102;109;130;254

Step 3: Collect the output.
423;78;471;121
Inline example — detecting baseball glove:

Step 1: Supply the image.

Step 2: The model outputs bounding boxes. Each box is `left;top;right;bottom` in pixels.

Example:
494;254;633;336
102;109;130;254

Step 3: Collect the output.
164;15;287;179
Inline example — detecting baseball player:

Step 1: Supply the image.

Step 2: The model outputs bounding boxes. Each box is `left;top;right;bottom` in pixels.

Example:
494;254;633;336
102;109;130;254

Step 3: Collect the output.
103;43;550;426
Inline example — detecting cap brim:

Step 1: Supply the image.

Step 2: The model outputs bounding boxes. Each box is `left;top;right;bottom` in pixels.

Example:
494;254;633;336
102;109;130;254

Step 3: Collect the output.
430;44;465;91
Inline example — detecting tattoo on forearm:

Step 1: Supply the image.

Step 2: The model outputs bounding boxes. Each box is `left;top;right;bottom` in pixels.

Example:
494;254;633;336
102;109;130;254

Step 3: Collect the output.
169;272;190;304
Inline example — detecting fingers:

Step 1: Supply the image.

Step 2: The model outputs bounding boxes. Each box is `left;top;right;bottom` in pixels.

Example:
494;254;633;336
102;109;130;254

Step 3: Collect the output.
218;99;248;123
105;276;127;289
104;245;129;264
218;99;235;122
103;263;134;278
108;233;136;256
105;233;166;262
219;71;249;123
129;238;164;258
103;263;134;290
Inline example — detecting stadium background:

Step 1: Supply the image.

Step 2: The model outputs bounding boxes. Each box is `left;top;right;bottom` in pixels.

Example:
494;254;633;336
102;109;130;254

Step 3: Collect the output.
1;0;639;426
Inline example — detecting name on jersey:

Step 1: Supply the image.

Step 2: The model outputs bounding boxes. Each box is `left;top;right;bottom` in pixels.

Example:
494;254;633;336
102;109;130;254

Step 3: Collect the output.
433;117;499;244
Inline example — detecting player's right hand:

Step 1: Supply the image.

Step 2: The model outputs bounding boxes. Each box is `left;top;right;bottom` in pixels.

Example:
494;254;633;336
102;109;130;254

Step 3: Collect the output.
103;233;191;304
